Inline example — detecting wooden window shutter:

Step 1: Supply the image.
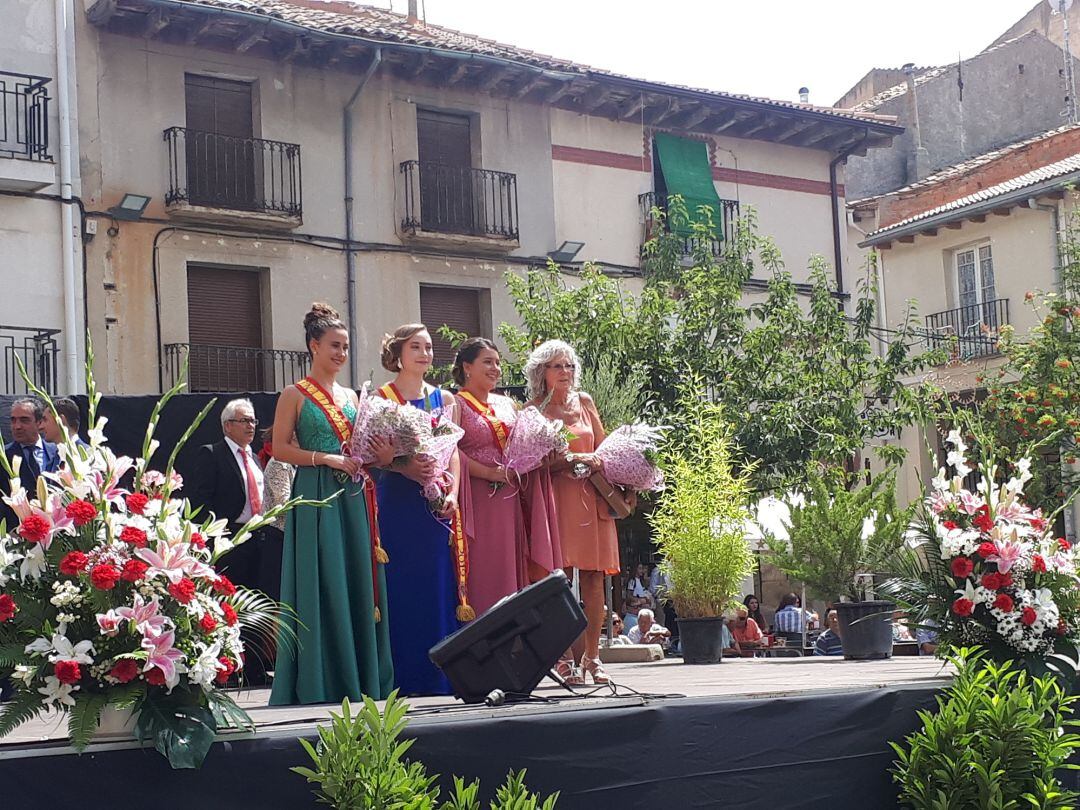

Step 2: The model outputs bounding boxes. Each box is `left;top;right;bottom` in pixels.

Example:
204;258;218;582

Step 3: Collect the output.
186;265;264;392
420;285;483;369
417;109;471;167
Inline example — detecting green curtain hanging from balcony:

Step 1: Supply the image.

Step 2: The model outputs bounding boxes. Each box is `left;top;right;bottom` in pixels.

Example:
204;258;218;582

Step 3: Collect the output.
653;132;724;239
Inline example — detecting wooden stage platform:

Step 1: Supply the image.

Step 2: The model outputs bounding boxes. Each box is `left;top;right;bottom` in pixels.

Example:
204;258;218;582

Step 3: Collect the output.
0;657;954;809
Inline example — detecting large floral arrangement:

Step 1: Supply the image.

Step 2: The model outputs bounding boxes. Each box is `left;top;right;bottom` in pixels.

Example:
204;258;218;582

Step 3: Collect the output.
0;361;300;768
591;423;666;492
884;426;1080;672
503;406;571;476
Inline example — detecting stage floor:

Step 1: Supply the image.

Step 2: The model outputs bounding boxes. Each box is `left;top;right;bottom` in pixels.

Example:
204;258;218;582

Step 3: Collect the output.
2;656;952;748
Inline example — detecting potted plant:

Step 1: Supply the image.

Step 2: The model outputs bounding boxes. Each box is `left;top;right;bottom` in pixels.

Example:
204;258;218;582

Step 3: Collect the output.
648;392;755;664
764;467;912;659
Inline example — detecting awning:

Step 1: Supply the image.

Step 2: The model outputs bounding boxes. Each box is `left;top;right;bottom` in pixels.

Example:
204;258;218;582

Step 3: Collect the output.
654;132;724;238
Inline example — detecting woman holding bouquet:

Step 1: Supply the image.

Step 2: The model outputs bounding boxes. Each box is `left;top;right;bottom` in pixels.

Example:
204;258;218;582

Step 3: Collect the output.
373;324;461;696
527;339;619;685
269;303;393;706
453;338;562;615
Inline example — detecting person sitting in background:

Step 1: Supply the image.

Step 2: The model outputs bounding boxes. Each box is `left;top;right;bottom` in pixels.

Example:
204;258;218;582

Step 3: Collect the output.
814;610;844;656
41;398;88;450
3;398;60;527
730;606;764;655
743;594;767;631
721;618;742;658
892;610;916;642
627;608;670;647
917;619;939;656
622;562;654;626
608;613;632;645
774;592;814;636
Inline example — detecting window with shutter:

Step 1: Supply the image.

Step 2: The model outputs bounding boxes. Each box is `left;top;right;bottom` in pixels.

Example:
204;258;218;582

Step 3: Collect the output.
419;285;484;369
184;75;256;210
416;109;475;234
186;265;265;392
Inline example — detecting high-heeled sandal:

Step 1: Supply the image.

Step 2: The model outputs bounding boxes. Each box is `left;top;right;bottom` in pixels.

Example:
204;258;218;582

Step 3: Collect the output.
580;654;610;685
554;656;584;685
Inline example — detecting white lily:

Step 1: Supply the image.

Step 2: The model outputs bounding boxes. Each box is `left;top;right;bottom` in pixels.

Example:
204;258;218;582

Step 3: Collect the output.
37;675;77;707
47;633;95;665
18;545;47;582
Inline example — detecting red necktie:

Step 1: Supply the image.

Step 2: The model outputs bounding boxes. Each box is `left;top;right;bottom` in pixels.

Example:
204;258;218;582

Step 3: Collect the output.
238;447;263;515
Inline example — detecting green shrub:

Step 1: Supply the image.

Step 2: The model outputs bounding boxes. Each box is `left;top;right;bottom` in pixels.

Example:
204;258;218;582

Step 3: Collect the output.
292;691;558;809
890;648;1080;810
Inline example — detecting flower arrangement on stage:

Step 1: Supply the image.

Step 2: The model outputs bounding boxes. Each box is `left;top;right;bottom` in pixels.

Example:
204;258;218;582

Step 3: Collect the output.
0;353;305;768
590;423;666;492
503;406;572;476
883;423;1080;674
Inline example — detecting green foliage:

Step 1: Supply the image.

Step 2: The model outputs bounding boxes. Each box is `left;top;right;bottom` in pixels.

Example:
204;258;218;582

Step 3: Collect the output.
293;693;559;809
134;690;218;770
890;648;1080;810
648;388;755;617
67;692;109;751
499;201;941;495
765;467;914;602
577;356;648;430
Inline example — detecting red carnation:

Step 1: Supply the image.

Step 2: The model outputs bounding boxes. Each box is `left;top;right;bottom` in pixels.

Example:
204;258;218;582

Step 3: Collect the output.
110;659;139;684
17;514;51;544
145;667;166;686
189;532;206;549
973;505;994;533
993;593;1015;612
1021;607;1038;626
1059;537;1072;551
0;593;16;622
212;575;236;597
54;660;81;685
120;559;149;582
942;520;958;530
1031;516;1048;533
125;493;149;515
119;525;148;548
950;557;975;578
215;656;237;684
1058;619;1069;637
59;551;89;576
1000;571;1014;588
952;597;975;617
90;563;121;591
221;602;238;626
65;500;98;527
199;614;218;633
977;542;997;559
981;572;1003;590
167;578;196;604
1033;554;1048;573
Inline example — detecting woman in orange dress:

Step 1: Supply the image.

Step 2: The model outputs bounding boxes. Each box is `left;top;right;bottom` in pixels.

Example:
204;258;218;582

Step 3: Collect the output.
525;339;619;684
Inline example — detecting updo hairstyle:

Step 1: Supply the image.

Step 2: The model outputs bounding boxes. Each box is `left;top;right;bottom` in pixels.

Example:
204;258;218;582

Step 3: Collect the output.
303;303;346;356
451;337;499;387
380;323;427;372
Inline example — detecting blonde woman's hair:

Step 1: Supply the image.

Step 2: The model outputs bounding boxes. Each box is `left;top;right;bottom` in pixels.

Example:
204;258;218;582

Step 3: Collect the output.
523;339;581;402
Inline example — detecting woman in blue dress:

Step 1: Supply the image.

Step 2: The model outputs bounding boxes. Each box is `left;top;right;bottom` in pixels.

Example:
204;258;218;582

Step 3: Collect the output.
372;323;463;696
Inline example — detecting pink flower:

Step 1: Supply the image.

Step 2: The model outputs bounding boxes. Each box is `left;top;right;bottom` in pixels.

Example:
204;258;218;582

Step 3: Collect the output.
96;610;123;637
115;593;167;637
987;540;1023;574
136;541;215;584
141;628;185;690
959;490;984;516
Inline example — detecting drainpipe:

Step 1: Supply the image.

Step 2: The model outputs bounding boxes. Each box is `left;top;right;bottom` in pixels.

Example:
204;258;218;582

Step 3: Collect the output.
55;0;82;393
343;48;382;385
1026;197;1062;288
829;135;868;296
903;63;929;183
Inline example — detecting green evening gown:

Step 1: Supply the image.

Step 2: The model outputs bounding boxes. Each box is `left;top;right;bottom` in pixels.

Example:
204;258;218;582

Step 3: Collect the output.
269;396;394;705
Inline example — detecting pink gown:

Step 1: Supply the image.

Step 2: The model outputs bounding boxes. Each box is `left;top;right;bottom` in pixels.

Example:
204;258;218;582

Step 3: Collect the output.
458;393;562;615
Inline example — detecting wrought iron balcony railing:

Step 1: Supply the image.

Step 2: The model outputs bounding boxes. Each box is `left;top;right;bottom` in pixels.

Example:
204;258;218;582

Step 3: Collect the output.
400;160;519;240
924;298;1010;361
164;127;302;217
1;325;59;395
165;343;310;394
640;192;739;256
0;71;51;161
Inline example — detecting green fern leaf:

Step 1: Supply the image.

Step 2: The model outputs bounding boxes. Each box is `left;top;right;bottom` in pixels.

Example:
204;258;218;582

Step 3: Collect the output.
0;688;46;740
68;692;109;751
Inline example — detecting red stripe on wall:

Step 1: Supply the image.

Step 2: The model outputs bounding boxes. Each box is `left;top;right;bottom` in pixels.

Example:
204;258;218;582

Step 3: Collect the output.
550;144;843;197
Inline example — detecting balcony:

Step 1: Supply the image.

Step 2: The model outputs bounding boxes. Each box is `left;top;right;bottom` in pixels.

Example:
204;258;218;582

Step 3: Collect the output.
640;192;739;258
164;344;309;394
400;160;519;250
924;298;1009;362
0;71;54;191
164;127;302;229
1;325;59;395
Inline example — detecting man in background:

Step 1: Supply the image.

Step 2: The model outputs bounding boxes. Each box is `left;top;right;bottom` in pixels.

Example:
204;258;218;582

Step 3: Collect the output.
41;398;89;450
2;398;61;527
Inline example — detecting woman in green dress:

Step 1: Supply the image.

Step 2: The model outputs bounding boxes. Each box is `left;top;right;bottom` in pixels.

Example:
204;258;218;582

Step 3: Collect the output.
269;302;394;705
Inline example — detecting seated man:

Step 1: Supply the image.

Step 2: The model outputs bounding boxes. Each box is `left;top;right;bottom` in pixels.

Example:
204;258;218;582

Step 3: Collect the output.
730;607;764;656
627;608;671;647
721;619;742;658
774;592;814;636
814;610;844;656
41;397;89;450
917;618;938;656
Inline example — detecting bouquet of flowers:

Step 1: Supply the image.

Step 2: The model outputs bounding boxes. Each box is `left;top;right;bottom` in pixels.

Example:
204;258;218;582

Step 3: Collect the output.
0;358;300;768
502;406;572;476
592;423;666;492
883;426;1080;672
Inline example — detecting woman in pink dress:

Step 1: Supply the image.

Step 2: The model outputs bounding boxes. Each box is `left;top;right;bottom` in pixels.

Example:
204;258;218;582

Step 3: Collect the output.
526;339;619;685
453;338;562;615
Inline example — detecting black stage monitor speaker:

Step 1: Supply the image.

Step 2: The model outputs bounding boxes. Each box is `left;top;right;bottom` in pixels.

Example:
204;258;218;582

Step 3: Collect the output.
429;571;588;704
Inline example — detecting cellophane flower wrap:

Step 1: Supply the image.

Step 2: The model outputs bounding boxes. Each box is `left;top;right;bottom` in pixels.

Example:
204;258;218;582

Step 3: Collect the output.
503;406;570;475
594;423;666;492
888;428;1080;669
0;366;299;768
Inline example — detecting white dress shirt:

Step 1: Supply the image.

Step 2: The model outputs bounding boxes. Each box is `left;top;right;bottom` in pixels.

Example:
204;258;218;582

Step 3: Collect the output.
224;436;264;523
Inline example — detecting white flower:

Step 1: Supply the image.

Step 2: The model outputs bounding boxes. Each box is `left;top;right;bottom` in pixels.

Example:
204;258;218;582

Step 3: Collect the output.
18;545;47;582
24;636;52;657
945;429;967;452
946;448;972;478
930;467;950;493
187;641;224;691
12;664;36;686
37;675;77;707
87;416;109;447
47;633;95;665
0;541;23;587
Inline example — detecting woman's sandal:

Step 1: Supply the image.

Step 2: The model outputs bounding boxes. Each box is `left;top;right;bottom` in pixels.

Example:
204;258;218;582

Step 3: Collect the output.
580;654;611;685
554;656;584;685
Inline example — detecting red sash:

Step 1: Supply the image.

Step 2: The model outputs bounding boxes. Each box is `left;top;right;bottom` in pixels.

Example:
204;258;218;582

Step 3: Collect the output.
296;377;387;621
458;391;509;452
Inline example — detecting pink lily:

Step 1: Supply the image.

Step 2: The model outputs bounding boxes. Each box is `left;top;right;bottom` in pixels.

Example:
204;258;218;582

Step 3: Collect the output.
98;450;135;507
958;490;984;516
136;540;215;584
116;594;168;636
988;540;1024;574
141;628;185;690
96;610;124;637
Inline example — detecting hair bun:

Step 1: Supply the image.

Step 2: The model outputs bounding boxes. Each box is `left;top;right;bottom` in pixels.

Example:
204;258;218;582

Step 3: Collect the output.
305;302;339;330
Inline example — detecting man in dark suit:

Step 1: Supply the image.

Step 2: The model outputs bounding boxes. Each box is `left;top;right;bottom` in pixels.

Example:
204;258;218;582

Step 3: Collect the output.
2;397;61;527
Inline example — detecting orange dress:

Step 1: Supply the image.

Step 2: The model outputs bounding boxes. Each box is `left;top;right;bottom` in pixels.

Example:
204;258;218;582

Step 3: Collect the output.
549;399;620;574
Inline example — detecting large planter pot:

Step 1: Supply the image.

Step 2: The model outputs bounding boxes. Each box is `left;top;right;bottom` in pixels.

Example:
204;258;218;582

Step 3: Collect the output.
834;600;894;660
677;616;725;664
